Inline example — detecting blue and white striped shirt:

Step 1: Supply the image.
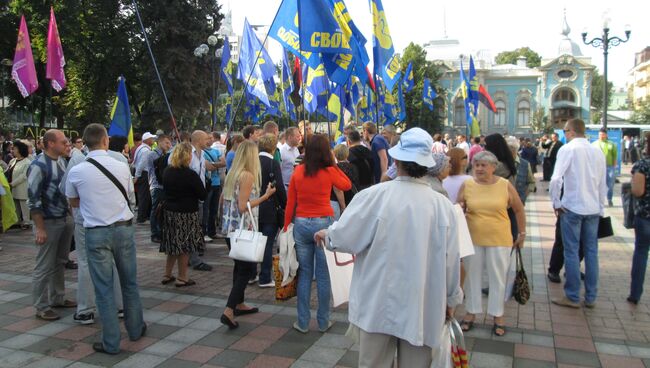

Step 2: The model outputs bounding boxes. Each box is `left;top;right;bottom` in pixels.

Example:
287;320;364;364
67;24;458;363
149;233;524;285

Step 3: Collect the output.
27;154;69;219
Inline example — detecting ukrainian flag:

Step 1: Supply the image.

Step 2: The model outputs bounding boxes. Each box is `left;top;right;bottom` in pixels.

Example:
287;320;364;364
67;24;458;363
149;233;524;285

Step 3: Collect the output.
108;76;134;147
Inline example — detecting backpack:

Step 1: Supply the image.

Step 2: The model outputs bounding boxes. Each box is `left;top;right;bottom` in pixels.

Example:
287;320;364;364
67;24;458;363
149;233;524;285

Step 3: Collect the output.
153;152;170;184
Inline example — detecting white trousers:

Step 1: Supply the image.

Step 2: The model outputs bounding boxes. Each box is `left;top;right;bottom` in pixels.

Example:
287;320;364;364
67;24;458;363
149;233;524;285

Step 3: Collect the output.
464;246;511;317
358;329;432;368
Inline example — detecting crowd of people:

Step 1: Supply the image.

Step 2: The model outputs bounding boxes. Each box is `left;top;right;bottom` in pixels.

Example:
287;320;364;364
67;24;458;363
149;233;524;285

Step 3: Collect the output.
0;118;648;367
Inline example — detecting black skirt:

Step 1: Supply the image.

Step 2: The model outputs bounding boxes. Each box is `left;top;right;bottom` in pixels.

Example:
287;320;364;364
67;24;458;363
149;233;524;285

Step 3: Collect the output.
160;209;204;256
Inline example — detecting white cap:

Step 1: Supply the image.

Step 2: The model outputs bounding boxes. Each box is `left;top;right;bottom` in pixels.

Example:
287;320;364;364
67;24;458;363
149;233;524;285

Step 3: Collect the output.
142;132;157;141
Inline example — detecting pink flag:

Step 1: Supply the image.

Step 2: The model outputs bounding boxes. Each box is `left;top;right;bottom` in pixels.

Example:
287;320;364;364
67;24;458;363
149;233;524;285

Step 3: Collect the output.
11;15;38;98
46;7;66;92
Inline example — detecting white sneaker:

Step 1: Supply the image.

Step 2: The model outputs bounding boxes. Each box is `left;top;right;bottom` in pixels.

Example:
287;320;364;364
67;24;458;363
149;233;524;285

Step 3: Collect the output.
73;312;95;325
248;276;259;285
204;236;213;243
259;281;275;288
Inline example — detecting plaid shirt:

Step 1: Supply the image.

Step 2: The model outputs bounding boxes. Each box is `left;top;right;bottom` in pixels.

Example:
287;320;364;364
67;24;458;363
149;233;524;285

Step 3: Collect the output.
27;153;69;219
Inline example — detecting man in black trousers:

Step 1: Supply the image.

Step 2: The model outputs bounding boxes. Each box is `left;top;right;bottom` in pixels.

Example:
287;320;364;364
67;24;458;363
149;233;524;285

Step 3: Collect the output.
541;133;563;182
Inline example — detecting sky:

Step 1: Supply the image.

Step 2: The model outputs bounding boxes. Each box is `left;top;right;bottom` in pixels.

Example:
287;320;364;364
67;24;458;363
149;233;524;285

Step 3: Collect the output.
223;0;647;89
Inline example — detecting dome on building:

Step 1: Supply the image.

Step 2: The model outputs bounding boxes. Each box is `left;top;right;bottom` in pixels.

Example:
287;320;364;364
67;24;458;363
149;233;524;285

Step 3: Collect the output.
558;10;583;56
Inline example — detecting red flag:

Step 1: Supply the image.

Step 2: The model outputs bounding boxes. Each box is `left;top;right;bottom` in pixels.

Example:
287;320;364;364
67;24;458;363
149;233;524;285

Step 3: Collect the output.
46;7;66;91
478;84;496;113
290;56;302;107
11;16;39;98
366;67;376;92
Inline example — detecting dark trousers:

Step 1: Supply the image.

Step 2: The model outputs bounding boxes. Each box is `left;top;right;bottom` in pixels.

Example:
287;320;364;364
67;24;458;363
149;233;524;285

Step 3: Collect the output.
548;216;585;274
149;188;163;239
542;159;553;181
136;173;151;223
259;223;279;284
203;185;221;237
225;238;256;309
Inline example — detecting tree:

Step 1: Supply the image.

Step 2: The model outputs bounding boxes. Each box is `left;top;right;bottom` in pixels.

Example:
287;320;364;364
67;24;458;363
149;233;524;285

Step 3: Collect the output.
529;107;552;133
590;68;614;122
495;47;542;68
631;99;650;124
400;42;444;133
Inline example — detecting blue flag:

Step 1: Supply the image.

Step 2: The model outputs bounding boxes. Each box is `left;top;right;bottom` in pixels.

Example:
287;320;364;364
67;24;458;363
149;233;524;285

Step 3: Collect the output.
108;76;134;147
238;18;275;106
467;56;481;136
371;0;400;92
281;51;297;121
359;84;375;122
268;0;321;67
220;36;233;95
328;83;346;140
397;79;406;121
303;63;330;114
403;61;414;92
423;78;436;111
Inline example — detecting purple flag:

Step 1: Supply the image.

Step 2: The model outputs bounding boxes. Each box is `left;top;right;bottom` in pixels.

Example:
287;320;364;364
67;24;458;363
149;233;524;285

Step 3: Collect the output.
46;7;66;92
12;15;38;98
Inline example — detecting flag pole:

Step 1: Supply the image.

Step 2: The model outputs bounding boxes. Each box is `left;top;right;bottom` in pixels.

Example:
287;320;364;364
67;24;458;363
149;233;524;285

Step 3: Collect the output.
374;75;380;131
132;0;179;140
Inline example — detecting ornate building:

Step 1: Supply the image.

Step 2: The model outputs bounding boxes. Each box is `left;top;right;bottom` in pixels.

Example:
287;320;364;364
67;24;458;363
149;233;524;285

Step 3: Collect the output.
429;11;594;136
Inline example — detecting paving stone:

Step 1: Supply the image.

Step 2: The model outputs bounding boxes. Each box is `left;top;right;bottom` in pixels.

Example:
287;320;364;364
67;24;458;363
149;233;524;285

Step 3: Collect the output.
0;302;24;314
187;317;222;331
50;342;95;361
229;336;274;353
289;359;333;368
595;342;631;356
138;297;164;309
0;333;47;349
472;338;515;356
155;357;202;368
142;339;189;357
157;313;198;327
178;304;215;317
336;350;359;367
523;333;555;347
0;315;22;329
140;323;178;339
22;356;73;368
79;350;132;367
165;327;211;344
264;340;312;359
0;329;19;342
513;358;557;368
23;337;74;355
215;321;258;336
515;344;556;362
197;331;242;349
279;329;322;345
630;346;650;359
208;349;257;368
264;314;296;328
142;310;171;324
112;353;167;368
248;325;289;341
555;348;602;367
0;350;44;367
28;322;72;337
299;345;346;365
174;345;223;364
313;333;354;349
599;354;645;368
247;354;295;368
469;352;514;368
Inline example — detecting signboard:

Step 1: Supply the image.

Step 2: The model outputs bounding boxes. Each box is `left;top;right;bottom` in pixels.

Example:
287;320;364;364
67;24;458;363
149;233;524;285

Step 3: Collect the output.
555;128;623;176
22;126;80;140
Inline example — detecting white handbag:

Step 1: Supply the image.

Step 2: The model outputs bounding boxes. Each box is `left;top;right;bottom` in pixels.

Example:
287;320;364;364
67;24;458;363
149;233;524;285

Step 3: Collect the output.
228;202;267;262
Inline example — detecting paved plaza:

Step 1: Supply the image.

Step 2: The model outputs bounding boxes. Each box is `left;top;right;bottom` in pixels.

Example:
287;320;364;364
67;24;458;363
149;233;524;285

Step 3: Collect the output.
0;168;649;367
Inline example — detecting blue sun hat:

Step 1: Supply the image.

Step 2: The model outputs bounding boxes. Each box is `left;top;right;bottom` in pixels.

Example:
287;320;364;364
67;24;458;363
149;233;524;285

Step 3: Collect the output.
388;127;435;168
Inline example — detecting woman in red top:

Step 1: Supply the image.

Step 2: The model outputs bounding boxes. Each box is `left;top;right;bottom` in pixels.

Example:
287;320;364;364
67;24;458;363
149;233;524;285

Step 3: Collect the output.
283;134;351;333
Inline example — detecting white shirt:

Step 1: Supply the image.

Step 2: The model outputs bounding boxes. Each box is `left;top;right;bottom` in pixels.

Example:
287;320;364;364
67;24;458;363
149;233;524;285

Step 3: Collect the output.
132;143;151;168
327;177;463;348
279;143;300;186
442;174;472;204
431;141;448;153
65;150;135;228
190;146;207;187
456;141;470;154
550;137;607;216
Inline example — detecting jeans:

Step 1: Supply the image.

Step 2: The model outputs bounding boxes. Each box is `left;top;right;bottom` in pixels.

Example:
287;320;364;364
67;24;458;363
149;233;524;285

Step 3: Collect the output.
330;201;341;221
560;210;600;303
136;172;151;223
293;216;333;330
74;222;123;316
548;216;584;275
149;187;163;239
203;186;221;237
32;217;74;312
225;238;256;309
86;224;144;354
630;215;650;301
606;166;615;202
259;223;279;284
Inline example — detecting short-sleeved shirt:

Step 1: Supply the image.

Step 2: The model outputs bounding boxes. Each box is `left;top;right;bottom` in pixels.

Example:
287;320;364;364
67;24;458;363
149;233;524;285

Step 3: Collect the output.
632;158;650;219
203;148;222;187
370;134;390;183
226;150;236;171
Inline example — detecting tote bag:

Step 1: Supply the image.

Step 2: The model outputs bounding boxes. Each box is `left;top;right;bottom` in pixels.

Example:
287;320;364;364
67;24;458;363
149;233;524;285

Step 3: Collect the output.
323;242;355;307
228;202;267;262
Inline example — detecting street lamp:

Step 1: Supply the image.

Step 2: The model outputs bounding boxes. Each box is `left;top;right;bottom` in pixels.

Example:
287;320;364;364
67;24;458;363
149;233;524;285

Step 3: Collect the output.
1;58;12;111
194;34;223;130
582;14;631;129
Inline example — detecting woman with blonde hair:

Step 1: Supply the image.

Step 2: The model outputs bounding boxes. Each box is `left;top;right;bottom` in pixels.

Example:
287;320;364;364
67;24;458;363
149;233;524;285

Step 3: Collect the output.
443;148;472;204
220;140;276;329
161;142;207;287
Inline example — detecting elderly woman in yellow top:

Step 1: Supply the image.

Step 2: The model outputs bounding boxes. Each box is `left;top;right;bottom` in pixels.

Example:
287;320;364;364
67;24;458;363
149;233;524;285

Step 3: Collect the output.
457;150;526;337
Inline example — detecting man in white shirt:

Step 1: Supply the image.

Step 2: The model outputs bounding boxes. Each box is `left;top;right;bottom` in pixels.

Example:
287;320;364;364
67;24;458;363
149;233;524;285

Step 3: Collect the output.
456;134;470;154
279;127;301;188
66;124;145;355
550;118;607;309
133;132;156;223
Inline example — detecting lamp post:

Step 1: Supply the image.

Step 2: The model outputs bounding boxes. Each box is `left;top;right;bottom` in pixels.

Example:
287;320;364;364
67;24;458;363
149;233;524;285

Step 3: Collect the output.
194;34;222;130
582;15;630;129
1;58;12;111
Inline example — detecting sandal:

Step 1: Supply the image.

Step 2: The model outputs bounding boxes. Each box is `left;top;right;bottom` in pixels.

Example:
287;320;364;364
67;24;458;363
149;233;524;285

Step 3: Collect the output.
175;279;196;287
492;324;506;337
460;320;474;332
193;263;213;271
161;275;176;285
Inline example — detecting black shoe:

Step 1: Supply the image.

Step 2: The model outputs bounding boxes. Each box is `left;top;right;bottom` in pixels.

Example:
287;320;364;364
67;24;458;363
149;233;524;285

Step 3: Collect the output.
65;260;78;270
129;323;147;341
92;342;118;355
581;272;585;280
193;263;212;271
118;309;124;319
547;272;561;283
234;307;259;316
481;288;489;296
73;312;95;325
151;236;161;243
627;296;639;305
220;314;239;330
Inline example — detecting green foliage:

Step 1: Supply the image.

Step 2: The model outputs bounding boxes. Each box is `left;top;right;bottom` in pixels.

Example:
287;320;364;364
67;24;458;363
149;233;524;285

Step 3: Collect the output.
495;47;542;68
529;108;551;133
590;68;614;112
631;99;650;124
1;0;222;133
400;42;444;134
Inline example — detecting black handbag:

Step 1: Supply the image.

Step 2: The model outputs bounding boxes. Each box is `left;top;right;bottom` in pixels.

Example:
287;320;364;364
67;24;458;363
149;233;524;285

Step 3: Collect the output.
597;216;614;239
622;183;636;229
512;247;530;305
268;170;285;226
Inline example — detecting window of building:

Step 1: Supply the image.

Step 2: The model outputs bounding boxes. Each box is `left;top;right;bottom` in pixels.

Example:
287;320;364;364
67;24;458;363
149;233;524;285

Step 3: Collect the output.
494;100;506;126
517;100;530;126
553;88;576;103
454;98;466;126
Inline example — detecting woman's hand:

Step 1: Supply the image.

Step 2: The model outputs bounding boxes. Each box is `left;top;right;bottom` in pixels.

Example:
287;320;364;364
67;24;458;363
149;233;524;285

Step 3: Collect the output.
264;182;277;199
314;229;328;246
513;233;525;249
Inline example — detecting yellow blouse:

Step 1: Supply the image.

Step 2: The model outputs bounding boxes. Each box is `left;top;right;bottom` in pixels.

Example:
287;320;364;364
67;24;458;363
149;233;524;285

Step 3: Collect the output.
464;177;512;247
